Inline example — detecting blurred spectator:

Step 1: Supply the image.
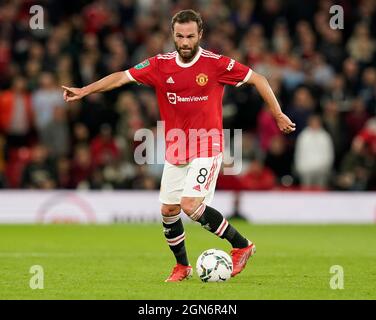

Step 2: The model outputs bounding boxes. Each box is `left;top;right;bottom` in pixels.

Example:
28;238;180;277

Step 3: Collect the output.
86;167;108;190
0;134;6;188
56;157;72;189
238;132;263;172
345;97;371;140
271;22;291;68
115;91;144;143
0;76;34;147
342;58;360;97
42;107;70;158
257;105;281;152
264;135;293;186
335;136;375;191
56;55;75;88
78;51;100;86
32;72;66;140
321;100;349;169
296;23;317;63
71;123;90;149
25;59;42;91
0;39;11;88
359;67;376;115
3;146;31;188
357;117;376;156
0;134;4;170
281;55;305;91
82;0;112;34
129;164;158;190
102;158;133;189
347;22;376;65
131;31;166;65
138;90;160;127
224;82;263;131
0;173;5;188
21;144;57;189
311;54;335;88
243;24;267;67
90;123;120;167
240;159;276;190
259;0;284;38
71;144;94;188
324;74;352;112
294;115;334;188
79;93;117;137
318;27;346;72
103;33;129;74
231;0;256;38
286;87;316;136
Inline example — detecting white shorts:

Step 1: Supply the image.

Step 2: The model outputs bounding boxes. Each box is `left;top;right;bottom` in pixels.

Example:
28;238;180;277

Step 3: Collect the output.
159;153;222;206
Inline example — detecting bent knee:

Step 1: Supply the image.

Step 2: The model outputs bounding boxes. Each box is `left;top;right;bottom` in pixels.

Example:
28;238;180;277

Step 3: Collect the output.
180;197;203;216
161;204;181;216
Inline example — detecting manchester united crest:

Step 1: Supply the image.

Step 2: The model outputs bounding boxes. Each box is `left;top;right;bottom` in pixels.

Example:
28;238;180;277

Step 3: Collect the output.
196;73;208;86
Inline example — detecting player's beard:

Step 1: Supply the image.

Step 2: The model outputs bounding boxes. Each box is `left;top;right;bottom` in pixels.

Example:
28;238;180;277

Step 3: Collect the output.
175;41;200;63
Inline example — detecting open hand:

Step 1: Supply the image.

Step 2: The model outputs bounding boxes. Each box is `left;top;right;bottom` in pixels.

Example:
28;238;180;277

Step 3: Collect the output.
275;113;296;134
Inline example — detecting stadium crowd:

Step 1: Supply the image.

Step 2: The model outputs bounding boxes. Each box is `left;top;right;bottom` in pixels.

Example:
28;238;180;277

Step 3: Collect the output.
0;0;375;191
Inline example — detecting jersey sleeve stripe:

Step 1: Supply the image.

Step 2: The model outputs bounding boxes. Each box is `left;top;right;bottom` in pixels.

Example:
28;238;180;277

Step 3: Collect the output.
201;53;221;59
157;56;176;59
157;54;176;57
157;52;177;59
201;49;221;58
235;68;253;87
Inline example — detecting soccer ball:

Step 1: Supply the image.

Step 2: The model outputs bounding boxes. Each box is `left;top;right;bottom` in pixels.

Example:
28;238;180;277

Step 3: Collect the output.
196;249;233;282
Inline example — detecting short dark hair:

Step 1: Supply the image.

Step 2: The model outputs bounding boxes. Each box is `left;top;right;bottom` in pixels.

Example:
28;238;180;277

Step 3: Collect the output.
171;9;203;33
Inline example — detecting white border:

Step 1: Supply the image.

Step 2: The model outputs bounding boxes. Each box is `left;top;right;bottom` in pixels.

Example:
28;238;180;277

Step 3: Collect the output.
125;69;136;82
236;68;253;87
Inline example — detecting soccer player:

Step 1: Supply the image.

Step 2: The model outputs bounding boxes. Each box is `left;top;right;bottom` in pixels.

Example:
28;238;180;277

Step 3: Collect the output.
62;10;296;282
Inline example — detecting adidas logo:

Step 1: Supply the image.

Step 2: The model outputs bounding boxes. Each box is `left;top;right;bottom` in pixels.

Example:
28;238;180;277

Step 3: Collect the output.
193;184;201;192
163;227;171;236
166;77;175;84
203;223;211;231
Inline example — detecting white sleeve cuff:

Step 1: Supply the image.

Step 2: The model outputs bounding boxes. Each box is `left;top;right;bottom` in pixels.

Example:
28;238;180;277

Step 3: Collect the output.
125;70;136;83
235;69;253;87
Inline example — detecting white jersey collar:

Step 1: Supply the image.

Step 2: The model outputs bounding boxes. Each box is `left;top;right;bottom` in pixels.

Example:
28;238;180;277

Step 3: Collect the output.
175;46;202;68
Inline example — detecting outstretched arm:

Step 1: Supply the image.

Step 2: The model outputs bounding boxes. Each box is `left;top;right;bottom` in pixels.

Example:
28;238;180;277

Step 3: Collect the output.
62;71;132;102
247;71;296;134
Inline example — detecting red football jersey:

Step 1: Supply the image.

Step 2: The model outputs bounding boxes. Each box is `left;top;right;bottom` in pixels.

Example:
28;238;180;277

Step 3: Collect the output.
126;47;252;164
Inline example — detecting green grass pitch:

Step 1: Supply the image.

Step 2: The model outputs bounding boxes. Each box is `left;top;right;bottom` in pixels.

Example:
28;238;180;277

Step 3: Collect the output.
0;221;375;300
